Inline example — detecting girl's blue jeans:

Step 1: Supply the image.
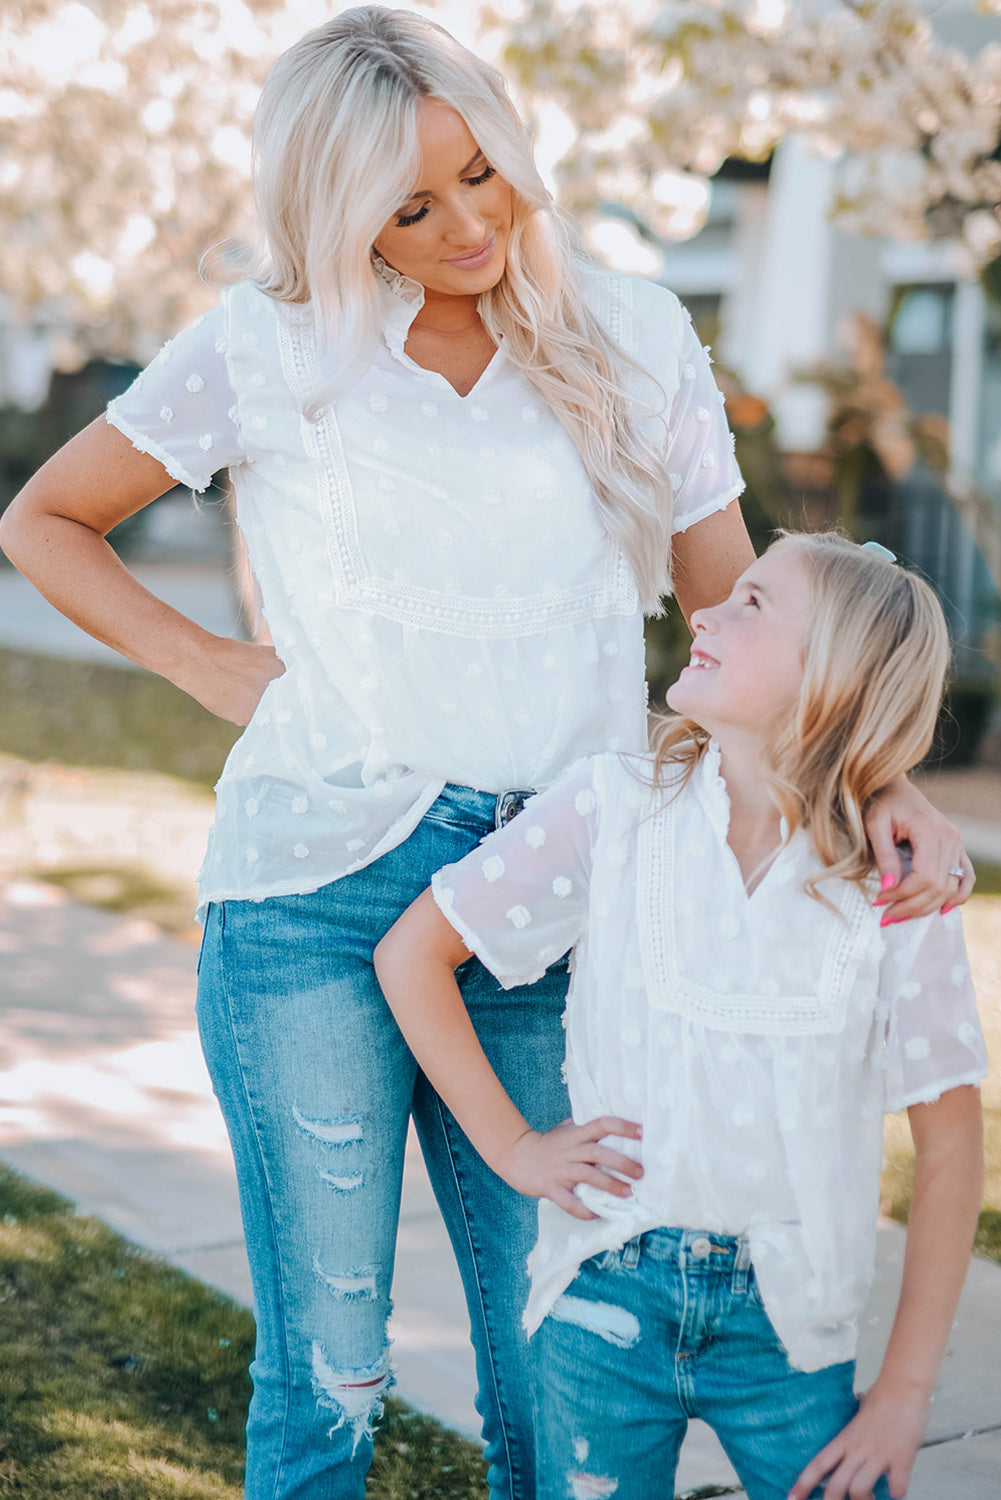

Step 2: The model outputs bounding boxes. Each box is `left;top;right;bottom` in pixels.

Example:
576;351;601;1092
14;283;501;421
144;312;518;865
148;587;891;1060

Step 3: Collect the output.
535;1227;891;1500
195;783;569;1500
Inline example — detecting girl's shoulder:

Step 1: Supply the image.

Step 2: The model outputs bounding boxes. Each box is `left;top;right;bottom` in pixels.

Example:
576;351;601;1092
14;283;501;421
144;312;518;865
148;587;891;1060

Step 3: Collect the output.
544;750;654;813
574;750;669;825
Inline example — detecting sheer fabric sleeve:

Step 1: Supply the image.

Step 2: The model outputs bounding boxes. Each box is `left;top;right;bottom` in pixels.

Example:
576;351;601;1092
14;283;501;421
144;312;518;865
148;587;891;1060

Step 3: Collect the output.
431;758;601;990
881;910;988;1113
105;302;244;493
666;313;744;534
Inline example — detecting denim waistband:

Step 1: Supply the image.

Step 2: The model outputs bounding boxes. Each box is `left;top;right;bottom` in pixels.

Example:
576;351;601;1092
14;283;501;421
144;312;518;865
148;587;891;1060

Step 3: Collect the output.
629;1228;752;1284
423;781;536;833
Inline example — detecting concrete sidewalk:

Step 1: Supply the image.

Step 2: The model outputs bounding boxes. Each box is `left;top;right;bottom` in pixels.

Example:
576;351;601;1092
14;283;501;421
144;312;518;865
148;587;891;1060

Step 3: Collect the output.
0;876;998;1497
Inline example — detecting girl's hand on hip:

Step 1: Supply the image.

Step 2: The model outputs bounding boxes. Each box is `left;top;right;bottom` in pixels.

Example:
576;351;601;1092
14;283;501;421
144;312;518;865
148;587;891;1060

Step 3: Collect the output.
175;636;286;726
866;776;974;922
499;1117;643;1220
788;1380;929;1500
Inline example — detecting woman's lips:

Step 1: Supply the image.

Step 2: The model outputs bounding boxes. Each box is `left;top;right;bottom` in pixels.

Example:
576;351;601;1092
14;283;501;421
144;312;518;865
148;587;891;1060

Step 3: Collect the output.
444;234;497;270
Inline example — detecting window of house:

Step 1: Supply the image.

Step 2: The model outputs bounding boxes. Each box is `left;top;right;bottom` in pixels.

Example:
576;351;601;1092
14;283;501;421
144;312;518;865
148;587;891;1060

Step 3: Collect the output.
887;284;955;417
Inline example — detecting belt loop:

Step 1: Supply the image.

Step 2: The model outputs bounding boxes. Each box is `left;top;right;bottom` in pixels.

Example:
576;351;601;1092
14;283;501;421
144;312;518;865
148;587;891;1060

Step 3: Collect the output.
620;1235;641;1270
732;1235;751;1294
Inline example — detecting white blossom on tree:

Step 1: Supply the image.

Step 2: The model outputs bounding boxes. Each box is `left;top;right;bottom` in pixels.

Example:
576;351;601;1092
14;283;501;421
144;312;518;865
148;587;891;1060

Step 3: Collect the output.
0;0;289;360
493;0;1001;266
0;0;485;362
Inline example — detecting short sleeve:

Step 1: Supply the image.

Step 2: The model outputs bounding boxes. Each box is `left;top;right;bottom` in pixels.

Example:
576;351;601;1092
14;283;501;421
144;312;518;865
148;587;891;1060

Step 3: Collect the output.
666;314;744;535
431;758;601;990
881;910;988;1114
105;303;244;493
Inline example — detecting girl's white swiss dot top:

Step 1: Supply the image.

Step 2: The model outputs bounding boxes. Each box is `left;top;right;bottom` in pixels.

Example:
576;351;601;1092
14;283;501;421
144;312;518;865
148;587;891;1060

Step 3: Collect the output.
106;266;742;916
431;748;988;1372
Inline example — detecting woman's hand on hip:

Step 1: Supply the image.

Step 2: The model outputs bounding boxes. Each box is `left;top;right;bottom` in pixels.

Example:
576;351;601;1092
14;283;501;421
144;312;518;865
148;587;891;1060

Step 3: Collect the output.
0;417;285;723
175;635;286;726
866;776;975;922
498;1117;643;1219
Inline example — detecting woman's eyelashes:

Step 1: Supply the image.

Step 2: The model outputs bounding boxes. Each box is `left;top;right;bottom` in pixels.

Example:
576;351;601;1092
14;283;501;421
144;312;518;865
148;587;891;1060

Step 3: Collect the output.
396;202;430;227
394;164;497;227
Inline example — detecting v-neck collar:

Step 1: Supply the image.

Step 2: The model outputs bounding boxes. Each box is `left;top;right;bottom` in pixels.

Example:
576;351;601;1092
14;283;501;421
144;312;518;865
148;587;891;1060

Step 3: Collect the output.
370;251;505;398
692;741;792;901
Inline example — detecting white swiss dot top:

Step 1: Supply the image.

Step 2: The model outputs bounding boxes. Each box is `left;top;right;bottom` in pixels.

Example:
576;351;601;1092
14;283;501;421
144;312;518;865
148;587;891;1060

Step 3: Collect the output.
106;264;743;916
432;749;988;1372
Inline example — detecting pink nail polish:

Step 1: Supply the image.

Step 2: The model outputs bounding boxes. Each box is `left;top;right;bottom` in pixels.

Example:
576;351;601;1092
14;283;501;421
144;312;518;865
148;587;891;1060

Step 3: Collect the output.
942;904;954;915
880;913;896;927
880;873;896;891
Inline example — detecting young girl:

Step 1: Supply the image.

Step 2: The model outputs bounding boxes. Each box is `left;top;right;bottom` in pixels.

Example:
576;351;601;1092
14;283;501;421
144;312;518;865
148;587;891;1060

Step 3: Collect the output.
375;532;987;1500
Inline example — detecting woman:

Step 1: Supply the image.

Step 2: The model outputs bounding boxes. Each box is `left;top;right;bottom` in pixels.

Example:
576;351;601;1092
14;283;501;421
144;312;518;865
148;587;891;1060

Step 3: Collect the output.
0;10;971;1500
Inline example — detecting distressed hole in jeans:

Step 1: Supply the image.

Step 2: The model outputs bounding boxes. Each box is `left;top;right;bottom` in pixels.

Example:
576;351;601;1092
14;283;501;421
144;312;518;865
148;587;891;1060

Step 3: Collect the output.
568;1474;619;1500
313;1252;378;1301
549;1293;640;1349
318;1168;364;1195
293;1103;363;1146
311;1342;393;1455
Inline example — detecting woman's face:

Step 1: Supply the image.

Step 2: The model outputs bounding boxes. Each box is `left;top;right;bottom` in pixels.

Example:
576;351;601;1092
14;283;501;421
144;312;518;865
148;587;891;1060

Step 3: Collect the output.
373;99;514;300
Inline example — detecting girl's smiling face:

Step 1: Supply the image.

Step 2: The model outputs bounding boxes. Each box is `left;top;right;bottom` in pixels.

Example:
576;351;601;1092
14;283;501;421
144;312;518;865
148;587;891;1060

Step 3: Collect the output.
666;544;814;739
373;98;514;300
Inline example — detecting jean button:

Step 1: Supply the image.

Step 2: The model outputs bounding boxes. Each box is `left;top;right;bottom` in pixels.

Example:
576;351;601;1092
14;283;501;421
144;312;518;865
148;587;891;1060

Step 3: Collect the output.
690;1237;711;1259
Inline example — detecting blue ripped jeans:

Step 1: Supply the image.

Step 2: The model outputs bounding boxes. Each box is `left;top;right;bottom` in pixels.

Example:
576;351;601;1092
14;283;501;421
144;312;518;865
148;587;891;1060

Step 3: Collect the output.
534;1228;891;1500
195;784;570;1500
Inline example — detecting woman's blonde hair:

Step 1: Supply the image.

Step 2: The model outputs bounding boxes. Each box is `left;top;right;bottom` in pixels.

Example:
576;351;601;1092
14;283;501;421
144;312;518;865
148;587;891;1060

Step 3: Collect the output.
650;532;951;895
244;5;675;611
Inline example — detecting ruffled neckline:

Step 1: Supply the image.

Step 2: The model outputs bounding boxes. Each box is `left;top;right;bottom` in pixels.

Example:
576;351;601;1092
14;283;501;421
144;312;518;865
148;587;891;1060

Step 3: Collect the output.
691;740;793;883
692;738;731;840
370;252;426;359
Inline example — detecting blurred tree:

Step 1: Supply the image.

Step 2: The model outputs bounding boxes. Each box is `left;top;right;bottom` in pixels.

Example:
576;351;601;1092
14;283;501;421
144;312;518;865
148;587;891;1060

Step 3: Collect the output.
493;0;1001;271
797;313;950;535
795;312;1001;592
0;0;291;360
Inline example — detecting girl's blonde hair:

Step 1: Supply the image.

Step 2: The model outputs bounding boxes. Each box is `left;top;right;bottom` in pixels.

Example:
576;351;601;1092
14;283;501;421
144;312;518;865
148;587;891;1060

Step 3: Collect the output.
245;5;675;611
650;532;951;895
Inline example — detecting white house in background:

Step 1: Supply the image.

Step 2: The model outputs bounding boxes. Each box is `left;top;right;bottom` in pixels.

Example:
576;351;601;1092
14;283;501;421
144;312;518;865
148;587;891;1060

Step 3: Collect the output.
594;129;998;676
0;296;70;411
653;136;1000;497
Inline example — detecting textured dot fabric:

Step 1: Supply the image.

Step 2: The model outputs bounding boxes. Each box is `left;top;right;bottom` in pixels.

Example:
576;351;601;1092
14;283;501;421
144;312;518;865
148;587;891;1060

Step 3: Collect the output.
431;747;988;1371
106;265;743;917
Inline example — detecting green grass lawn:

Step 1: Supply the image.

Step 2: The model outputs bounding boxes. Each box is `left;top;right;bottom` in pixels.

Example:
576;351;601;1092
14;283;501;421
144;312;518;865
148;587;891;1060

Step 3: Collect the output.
0;1164;489;1499
0;647;239;790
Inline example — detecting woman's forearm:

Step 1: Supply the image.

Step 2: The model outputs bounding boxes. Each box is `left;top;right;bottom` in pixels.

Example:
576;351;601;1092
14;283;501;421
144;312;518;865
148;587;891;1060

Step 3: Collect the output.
0;418;285;723
4;507;213;675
